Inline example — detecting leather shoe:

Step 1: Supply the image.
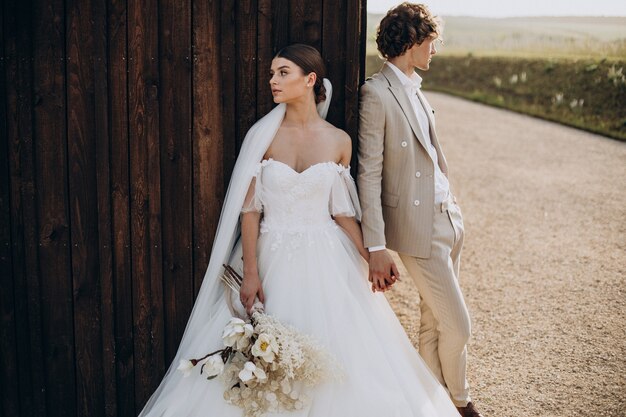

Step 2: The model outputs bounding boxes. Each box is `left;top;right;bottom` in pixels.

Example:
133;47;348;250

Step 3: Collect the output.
456;402;484;417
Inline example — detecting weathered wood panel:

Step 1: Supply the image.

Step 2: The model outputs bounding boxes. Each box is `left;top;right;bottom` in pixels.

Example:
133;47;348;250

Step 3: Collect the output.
127;0;166;409
236;0;259;149
66;0;106;414
192;0;224;295
91;0;117;414
1;1;365;415
0;4;19;416
107;0;135;414
159;0;194;365
31;0;77;415
271;0;290;54
220;0;238;186
323;0;348;130
257;0;274;116
4;1;46;415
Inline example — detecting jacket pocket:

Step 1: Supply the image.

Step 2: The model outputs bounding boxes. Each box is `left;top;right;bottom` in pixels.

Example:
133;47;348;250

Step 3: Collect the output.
382;191;399;208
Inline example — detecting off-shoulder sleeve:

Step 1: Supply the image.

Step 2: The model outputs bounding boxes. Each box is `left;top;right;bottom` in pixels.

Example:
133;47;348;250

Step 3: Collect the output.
241;163;264;213
329;165;362;221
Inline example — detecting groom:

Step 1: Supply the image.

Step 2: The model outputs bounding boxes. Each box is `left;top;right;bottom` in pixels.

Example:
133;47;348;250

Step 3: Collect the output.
357;3;483;417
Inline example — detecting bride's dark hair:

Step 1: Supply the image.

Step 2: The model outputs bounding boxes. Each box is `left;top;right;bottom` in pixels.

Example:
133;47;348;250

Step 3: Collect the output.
275;44;327;104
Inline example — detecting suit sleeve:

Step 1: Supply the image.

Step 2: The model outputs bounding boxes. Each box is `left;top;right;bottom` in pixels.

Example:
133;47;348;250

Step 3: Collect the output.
357;82;387;249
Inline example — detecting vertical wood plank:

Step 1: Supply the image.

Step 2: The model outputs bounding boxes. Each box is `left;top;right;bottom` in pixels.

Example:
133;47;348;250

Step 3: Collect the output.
108;0;135;413
257;0;273;117
192;0;223;294
128;0;165;410
159;0;194;363
303;0;322;48
90;0;118;414
66;0;106;414
0;2;20;415
32;0;77;414
271;0;289;53
289;0;305;43
235;0;258;151
322;0;347;129
3;1;46;415
353;0;367;172
344;0;364;148
220;0;237;186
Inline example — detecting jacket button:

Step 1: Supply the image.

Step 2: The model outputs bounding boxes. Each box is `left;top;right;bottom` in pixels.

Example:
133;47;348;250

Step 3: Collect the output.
414;200;420;206
401;141;407;148
415;171;421;178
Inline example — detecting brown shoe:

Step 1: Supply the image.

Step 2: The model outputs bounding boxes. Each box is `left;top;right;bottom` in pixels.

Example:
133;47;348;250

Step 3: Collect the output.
456;402;484;417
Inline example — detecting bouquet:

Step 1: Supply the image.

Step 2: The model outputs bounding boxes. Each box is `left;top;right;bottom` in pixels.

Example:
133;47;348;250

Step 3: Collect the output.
177;265;341;417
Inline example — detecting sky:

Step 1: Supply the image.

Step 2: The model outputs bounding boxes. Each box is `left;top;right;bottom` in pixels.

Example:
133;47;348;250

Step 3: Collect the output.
367;0;626;17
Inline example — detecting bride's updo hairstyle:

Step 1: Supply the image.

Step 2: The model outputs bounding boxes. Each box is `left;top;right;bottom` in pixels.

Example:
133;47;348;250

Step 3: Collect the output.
275;44;327;104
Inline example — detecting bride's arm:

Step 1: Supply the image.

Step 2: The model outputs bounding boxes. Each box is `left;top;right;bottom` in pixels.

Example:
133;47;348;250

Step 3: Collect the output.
240;179;265;312
333;131;369;261
335;216;369;262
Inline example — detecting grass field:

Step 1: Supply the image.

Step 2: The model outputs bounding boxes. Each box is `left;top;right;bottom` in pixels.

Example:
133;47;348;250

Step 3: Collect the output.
365;15;626;140
366;15;626;60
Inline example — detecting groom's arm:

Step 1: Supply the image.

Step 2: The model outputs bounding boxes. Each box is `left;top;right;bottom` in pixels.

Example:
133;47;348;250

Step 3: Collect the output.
357;82;387;249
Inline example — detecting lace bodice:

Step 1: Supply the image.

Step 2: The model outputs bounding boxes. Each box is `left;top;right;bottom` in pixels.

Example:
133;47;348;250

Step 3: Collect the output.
242;158;361;233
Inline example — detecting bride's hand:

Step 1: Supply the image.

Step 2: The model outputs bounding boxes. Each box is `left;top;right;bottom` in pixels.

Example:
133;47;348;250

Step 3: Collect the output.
240;269;265;313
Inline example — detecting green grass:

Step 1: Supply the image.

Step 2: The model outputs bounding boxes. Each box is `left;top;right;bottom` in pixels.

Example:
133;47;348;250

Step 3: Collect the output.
365;54;626;141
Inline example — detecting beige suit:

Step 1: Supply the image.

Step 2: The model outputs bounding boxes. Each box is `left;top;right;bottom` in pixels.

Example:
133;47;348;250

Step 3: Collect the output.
357;63;472;407
357;64;449;258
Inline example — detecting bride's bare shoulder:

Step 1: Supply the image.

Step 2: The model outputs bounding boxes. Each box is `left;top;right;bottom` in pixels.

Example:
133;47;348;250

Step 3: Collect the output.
319;123;351;164
320;121;350;143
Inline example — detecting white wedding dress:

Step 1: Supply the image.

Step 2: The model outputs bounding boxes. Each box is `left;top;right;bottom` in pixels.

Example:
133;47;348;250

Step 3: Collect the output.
139;156;458;416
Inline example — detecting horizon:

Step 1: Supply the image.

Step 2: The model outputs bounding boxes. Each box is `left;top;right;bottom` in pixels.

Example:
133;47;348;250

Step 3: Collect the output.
367;0;626;18
367;13;626;19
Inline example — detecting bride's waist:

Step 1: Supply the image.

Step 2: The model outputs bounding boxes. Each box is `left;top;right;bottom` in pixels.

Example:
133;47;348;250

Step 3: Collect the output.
260;218;338;234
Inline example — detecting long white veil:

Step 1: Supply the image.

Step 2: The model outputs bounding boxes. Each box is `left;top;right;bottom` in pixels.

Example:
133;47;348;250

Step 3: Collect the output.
139;79;332;415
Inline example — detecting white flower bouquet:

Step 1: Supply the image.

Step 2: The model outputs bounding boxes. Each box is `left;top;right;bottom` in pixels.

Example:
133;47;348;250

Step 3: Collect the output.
177;265;341;417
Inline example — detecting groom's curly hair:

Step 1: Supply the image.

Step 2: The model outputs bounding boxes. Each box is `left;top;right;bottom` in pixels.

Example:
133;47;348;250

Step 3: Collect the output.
376;2;441;59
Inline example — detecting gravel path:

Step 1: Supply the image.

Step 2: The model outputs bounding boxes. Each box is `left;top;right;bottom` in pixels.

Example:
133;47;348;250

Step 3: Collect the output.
384;92;626;417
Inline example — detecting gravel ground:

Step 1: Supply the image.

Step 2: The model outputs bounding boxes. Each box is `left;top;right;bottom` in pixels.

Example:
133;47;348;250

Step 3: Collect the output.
384;92;626;417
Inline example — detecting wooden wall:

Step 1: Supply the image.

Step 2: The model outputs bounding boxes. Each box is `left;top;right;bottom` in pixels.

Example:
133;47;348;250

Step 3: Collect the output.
0;0;366;416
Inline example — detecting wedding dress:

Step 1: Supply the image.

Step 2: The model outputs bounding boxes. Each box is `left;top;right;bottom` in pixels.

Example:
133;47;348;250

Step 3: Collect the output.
138;80;458;416
139;156;458;416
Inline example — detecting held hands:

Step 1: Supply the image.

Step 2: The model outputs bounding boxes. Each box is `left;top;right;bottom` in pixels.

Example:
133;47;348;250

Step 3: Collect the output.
240;267;265;314
368;249;400;292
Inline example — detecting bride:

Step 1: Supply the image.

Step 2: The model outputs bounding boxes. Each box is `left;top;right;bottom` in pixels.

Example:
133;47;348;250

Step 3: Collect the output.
139;44;458;417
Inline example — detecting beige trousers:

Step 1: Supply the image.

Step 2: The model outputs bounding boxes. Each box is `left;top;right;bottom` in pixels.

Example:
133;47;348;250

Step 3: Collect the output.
398;196;471;407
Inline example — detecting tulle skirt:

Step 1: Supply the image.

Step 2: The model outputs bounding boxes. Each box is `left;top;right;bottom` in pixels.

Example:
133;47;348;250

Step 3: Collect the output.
139;221;458;416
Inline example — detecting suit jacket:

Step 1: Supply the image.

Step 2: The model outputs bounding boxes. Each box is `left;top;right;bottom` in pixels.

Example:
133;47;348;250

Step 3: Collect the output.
357;63;449;258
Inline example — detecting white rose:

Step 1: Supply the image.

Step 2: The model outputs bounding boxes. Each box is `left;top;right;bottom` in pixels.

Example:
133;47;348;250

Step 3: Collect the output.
222;318;254;350
251;333;279;363
200;354;224;378
238;361;267;383
176;359;195;377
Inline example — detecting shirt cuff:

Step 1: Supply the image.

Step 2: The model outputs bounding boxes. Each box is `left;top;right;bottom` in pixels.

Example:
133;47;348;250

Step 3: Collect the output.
368;245;386;252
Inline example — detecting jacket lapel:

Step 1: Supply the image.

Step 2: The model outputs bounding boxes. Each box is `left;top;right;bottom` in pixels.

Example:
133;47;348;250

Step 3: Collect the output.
381;64;430;152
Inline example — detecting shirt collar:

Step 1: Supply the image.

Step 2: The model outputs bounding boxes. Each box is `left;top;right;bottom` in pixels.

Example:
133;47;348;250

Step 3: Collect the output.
386;61;422;90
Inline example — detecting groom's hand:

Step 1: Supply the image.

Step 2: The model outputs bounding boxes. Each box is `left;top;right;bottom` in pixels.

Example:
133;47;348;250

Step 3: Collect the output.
368;249;400;292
